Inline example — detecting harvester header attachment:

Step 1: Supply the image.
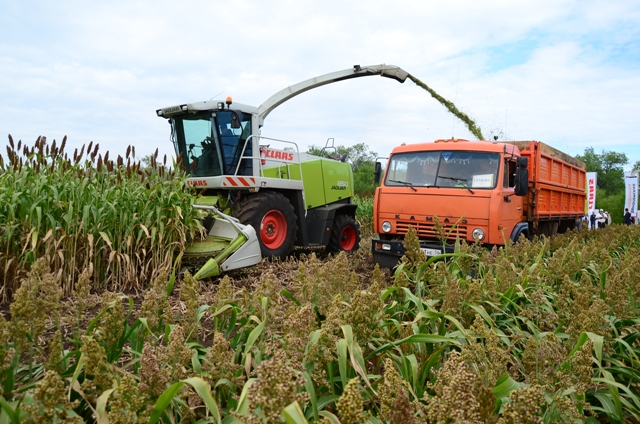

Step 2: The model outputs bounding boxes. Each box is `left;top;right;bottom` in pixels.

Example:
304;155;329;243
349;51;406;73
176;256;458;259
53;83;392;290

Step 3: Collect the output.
186;205;262;279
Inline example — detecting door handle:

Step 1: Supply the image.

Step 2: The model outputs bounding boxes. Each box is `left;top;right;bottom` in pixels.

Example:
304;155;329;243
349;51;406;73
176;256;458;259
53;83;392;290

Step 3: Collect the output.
517;207;522;210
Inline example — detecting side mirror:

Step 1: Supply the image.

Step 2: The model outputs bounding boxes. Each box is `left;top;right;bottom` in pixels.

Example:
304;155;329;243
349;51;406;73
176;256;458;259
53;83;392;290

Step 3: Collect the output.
374;162;382;185
514;168;529;196
516;156;528;168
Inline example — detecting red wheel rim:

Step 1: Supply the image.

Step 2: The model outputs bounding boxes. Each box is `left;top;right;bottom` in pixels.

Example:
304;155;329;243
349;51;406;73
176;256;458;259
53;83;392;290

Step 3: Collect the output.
340;226;357;251
260;210;287;249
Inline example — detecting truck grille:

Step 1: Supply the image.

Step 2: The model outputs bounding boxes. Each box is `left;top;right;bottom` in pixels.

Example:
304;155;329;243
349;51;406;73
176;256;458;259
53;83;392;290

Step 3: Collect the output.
396;221;468;240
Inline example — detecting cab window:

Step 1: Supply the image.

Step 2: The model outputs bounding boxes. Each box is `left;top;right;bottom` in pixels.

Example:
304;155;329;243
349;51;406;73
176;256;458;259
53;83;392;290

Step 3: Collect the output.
503;160;517;188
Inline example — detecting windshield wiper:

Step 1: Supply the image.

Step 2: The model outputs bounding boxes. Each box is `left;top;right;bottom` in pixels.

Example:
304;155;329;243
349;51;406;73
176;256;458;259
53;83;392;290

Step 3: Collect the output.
389;180;417;192
437;176;475;194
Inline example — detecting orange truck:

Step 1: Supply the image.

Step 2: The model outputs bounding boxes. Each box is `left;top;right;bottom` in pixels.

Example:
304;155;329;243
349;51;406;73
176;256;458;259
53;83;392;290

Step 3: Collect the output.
371;139;587;268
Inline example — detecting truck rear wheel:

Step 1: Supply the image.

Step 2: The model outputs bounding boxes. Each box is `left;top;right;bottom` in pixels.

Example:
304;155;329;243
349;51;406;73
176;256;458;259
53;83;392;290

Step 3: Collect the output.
328;215;360;253
234;191;297;259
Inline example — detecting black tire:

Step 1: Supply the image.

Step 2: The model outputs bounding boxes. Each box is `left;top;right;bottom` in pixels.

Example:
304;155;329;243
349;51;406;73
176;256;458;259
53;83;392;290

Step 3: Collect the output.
234;191;297;259
327;215;361;253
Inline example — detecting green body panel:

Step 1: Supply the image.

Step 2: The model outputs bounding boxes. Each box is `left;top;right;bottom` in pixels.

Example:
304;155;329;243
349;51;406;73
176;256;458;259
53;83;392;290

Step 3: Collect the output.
261;163;302;180
259;158;354;210
299;160;326;208
316;159;354;206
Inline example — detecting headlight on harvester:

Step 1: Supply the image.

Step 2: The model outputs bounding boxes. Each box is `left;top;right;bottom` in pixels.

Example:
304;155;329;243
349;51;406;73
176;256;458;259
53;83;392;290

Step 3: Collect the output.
382;221;392;233
472;228;485;241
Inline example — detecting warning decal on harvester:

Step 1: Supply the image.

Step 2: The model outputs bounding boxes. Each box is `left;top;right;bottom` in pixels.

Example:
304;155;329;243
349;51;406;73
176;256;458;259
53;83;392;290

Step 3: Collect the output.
222;177;257;187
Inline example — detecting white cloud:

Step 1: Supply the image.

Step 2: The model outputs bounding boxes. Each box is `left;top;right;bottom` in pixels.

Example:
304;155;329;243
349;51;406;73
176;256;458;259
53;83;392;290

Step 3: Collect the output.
1;0;639;169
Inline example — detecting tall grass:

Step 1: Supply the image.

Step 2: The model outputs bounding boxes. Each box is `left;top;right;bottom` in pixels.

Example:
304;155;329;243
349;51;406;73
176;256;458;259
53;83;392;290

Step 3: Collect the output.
0;135;203;300
353;194;374;236
2;225;639;422
3;225;638;422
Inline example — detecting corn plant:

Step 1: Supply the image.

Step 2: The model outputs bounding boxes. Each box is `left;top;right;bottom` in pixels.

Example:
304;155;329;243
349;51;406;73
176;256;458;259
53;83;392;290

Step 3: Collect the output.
0;167;638;422
353;194;374;237
0;135;204;299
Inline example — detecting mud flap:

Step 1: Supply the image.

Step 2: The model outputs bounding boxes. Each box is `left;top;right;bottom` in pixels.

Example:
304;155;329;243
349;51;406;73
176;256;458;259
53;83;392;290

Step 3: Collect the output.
190;205;262;279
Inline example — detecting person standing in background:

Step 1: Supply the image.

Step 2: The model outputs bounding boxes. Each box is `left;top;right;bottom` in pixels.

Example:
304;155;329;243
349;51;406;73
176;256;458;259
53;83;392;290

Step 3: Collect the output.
590;211;597;230
596;209;605;229
624;208;632;225
576;216;582;231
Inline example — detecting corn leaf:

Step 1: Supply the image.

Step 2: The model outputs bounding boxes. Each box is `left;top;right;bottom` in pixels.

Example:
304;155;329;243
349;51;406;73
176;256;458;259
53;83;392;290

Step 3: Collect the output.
0;397;19;424
493;373;523;400
148;381;185;424
96;388;116;424
243;319;266;357
183;377;221;424
282;401;309;424
318;410;341;424
302;371;318;421
337;338;349;391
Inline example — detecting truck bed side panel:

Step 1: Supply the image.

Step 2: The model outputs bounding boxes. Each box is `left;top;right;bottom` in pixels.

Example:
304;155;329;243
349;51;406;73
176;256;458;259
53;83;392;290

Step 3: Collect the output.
514;141;586;220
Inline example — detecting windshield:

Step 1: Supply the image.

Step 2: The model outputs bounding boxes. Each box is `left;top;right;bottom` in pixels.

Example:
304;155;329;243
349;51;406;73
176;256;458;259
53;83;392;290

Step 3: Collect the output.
171;110;253;177
385;151;500;189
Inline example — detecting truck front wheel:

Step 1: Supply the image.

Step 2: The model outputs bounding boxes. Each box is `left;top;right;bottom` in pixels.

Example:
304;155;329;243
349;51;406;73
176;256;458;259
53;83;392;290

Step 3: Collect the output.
328;215;360;253
234;191;297;259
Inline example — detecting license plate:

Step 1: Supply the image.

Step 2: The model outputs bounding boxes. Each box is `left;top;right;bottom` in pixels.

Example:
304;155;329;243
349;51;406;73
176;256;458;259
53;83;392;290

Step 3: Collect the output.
421;248;442;256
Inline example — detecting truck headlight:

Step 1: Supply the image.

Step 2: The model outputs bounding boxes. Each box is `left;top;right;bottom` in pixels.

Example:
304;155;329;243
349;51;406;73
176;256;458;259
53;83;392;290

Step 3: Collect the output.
381;221;392;233
472;228;484;241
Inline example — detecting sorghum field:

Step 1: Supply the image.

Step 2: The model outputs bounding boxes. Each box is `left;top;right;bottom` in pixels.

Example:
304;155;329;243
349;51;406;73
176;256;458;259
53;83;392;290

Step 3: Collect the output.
0;136;639;423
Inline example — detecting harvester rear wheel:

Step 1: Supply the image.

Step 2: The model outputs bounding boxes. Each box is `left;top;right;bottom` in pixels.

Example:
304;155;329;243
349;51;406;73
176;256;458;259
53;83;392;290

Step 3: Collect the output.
328;215;360;253
234;191;297;259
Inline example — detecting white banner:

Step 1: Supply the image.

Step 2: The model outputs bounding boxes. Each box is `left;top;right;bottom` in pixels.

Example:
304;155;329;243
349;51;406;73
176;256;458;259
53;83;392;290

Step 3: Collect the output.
587;172;597;214
624;176;638;217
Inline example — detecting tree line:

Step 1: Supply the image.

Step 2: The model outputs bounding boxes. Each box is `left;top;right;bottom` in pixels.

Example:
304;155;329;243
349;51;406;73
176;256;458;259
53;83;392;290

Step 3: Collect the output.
305;142;379;196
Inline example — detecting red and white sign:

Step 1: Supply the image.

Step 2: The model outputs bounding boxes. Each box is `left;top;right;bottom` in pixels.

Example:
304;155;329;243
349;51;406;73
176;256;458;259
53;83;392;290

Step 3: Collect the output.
624;176;638;215
187;179;208;187
221;176;257;187
260;148;295;162
586;172;597;214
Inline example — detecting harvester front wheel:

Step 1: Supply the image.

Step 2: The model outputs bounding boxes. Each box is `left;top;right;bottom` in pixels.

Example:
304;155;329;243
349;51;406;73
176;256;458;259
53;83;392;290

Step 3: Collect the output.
328;215;360;253
234;191;297;259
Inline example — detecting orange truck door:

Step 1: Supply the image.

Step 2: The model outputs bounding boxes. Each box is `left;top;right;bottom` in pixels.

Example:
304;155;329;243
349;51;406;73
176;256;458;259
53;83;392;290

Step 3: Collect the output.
500;158;524;242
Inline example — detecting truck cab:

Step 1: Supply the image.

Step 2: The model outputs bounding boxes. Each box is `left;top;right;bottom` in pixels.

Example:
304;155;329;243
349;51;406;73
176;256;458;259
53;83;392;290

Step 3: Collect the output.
372;139;530;268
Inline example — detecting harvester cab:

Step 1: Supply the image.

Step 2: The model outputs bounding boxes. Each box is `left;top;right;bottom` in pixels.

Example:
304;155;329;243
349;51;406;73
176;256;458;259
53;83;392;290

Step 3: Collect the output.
157;64;409;278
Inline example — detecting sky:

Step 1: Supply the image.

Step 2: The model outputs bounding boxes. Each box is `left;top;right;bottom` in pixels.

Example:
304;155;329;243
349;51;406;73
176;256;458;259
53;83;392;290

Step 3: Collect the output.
1;0;639;172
